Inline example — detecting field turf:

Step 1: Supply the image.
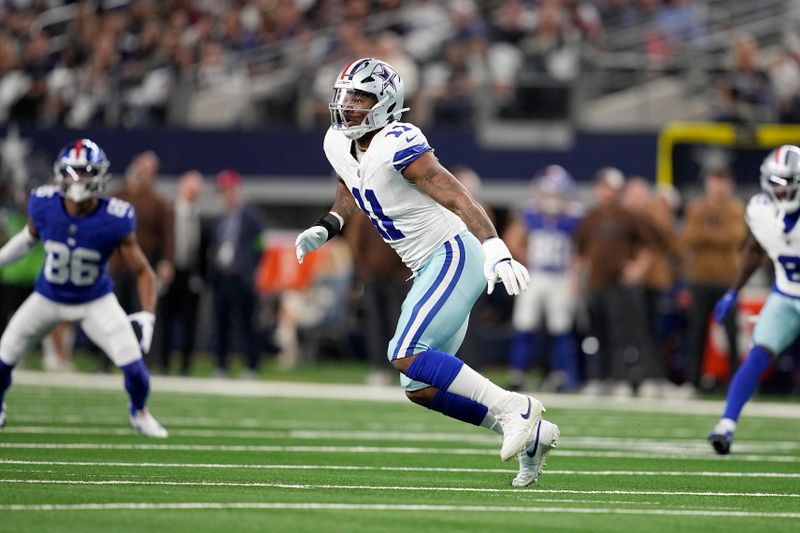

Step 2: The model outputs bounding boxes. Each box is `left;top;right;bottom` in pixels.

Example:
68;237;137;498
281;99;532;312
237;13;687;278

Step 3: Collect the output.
0;373;798;532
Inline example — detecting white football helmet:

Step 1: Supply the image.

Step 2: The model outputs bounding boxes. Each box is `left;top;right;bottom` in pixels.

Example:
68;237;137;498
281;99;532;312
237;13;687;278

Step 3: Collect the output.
760;145;800;213
329;58;409;140
53;138;110;203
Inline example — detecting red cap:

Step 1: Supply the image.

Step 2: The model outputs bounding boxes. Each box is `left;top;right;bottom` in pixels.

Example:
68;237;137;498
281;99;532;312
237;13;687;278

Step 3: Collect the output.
216;169;241;190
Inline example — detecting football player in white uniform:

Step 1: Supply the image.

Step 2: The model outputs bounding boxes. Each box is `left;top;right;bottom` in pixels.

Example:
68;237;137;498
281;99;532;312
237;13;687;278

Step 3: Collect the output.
709;145;800;454
0;139;167;438
296;58;559;486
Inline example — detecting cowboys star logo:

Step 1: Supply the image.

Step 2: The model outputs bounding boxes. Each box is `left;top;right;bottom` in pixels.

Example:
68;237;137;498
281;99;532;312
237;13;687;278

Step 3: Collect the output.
371;63;398;91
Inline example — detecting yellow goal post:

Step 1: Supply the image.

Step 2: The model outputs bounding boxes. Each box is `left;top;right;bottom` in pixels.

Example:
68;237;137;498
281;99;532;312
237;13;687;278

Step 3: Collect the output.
656;122;800;187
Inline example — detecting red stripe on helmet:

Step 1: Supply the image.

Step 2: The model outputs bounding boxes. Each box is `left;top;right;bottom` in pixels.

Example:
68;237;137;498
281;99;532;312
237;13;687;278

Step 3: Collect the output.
340;59;358;80
776;146;783;164
74;139;83;159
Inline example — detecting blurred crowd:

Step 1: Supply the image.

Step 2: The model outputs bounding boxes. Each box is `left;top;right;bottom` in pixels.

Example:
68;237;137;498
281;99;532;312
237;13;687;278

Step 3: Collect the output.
2;0;798;127
2;148;798;398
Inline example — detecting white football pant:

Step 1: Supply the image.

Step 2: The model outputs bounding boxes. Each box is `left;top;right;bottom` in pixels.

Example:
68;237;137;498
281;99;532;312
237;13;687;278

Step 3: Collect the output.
0;292;142;367
511;271;576;335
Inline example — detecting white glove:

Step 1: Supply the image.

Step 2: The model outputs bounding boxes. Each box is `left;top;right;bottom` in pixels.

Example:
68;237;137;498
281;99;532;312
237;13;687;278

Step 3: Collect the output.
295;226;328;264
482;237;530;296
128;311;155;355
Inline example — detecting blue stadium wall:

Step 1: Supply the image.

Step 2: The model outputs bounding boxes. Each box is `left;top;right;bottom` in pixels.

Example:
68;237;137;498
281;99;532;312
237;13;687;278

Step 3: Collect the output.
11;127;658;182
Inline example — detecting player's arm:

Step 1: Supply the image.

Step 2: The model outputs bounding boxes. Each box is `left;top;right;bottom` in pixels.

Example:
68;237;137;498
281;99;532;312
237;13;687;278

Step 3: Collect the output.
117;232;157;313
729;230;766;293
713;230;765;323
295;178;359;264
403;152;496;241
404;152;529;295
0;217;40;269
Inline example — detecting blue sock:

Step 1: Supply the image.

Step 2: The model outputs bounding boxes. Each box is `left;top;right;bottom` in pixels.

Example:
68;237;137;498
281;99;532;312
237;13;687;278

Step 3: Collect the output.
722;346;772;422
405;350;464;390
120;359;150;415
428;389;488;426
509;332;536;372
0;360;13;407
552;333;579;388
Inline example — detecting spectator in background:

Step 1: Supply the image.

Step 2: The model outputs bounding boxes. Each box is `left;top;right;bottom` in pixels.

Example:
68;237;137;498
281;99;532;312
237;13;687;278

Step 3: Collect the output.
154;171;207;376
681;168;746;391
621;177;681;397
414;39;484;126
504;165;582;392
210;170;266;377
345;211;410;385
575;168;662;396
111;150;175;311
715;34;775;124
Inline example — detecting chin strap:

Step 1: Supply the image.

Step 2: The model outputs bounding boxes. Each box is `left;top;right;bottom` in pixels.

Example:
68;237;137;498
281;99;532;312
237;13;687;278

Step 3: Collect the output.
0;226;38;269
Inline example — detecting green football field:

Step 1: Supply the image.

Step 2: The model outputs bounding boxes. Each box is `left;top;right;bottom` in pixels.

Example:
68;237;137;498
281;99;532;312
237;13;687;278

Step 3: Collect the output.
0;374;798;532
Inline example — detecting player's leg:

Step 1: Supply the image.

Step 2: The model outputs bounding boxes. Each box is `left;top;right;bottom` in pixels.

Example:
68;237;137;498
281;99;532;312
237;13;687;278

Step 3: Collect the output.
709;293;800;454
545;274;579;391
508;275;541;390
0;293;61;427
80;294;167;438
388;233;544;461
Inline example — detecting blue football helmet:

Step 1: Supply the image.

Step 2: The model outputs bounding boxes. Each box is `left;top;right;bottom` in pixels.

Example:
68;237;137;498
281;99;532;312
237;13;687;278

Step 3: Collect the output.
53;139;110;203
532;165;574;214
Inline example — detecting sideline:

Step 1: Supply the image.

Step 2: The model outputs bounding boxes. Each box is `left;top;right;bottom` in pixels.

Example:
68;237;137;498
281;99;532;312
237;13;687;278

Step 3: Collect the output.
12;370;800;419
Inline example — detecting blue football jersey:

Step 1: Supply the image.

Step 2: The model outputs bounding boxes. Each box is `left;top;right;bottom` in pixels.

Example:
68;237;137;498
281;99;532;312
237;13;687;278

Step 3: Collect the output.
523;209;581;273
28;186;136;304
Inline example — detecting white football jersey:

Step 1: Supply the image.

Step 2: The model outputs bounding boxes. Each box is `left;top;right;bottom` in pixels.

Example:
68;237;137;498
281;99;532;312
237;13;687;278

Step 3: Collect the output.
324;121;467;272
746;192;800;297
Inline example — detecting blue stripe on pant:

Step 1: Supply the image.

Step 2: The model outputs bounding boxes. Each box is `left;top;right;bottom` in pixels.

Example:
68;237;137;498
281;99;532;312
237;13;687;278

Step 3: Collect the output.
387;232;485;391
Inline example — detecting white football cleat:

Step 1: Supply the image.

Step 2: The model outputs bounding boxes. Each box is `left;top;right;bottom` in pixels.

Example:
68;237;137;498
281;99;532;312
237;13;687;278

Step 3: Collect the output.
512;420;560;487
129;408;168;438
0;403;6;429
493;392;544;461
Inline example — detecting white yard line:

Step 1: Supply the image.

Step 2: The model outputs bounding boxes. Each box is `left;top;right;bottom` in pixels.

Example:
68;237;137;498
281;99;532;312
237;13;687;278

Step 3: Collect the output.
4;459;800;479
3;502;798;518
2;442;799;463
3;426;798;454
11;370;800;419
1;479;798;499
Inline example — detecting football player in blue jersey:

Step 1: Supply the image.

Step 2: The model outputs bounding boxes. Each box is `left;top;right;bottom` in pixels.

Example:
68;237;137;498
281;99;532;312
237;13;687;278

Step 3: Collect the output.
0;139;167;437
504;166;583;392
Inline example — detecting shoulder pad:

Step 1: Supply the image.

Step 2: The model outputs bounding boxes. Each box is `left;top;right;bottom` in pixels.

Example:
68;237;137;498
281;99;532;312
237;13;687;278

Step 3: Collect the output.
745;193;774;228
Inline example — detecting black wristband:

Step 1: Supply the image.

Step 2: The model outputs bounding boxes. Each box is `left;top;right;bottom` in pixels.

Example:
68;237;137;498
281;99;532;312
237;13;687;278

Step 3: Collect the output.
314;212;342;241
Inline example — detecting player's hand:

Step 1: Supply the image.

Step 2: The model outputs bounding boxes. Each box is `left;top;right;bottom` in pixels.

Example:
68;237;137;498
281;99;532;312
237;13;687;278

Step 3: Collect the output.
713;289;738;324
295;226;328;264
129;311;155;355
482;237;530;296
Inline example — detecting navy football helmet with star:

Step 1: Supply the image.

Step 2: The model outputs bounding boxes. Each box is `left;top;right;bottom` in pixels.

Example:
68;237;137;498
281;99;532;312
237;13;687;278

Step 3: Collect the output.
329;58;409;140
53;138;110;203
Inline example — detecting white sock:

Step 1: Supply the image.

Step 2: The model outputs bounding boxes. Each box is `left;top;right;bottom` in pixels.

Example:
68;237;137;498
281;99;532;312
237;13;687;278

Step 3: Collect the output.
447;363;510;409
480;412;503;435
717;418;737;432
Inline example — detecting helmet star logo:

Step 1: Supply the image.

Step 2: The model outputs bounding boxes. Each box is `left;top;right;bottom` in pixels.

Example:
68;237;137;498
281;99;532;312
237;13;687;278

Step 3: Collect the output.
372;64;397;92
